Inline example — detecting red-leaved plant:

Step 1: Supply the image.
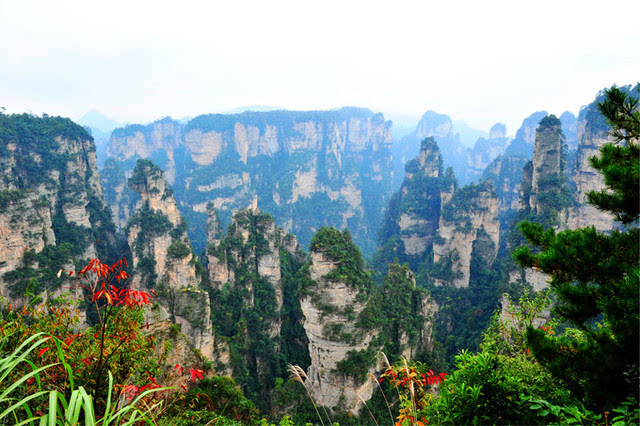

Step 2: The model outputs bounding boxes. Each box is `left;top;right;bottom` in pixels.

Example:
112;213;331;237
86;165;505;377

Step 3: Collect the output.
377;356;447;426
0;257;210;420
57;257;154;406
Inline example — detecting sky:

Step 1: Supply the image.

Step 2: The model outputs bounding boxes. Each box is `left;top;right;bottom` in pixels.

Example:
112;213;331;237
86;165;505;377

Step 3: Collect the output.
1;0;638;135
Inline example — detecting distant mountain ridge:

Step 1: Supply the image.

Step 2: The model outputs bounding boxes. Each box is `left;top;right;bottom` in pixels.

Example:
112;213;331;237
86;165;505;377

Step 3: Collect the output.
103;107;393;257
78;109;122;133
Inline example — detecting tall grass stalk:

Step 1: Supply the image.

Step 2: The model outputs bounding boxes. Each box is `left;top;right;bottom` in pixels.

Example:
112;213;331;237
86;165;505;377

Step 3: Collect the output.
380;352;403;418
369;372;394;425
402;356;418;425
357;394;378;426
288;364;333;426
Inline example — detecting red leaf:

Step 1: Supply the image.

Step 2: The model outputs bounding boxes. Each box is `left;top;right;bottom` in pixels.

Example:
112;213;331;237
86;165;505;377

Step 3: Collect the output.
37;347;49;358
173;364;184;374
147;374;159;386
189;368;204;382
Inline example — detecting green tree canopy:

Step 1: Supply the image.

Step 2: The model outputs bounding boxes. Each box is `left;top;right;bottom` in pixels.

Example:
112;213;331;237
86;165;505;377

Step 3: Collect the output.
513;85;640;411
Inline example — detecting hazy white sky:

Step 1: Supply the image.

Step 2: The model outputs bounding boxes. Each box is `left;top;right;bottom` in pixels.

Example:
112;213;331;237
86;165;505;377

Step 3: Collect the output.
1;0;638;134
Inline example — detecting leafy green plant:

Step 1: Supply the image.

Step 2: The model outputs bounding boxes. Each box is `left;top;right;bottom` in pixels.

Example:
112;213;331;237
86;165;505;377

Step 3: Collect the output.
0;333;56;424
481;290;557;356
36;371;167;426
423;293;573;425
527;398;601;425
609;397;640;426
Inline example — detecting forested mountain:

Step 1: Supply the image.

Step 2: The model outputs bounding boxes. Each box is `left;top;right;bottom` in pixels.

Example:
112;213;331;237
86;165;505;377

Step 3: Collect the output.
0;85;636;424
372;86;632;360
101;108;393;258
0;113;119;300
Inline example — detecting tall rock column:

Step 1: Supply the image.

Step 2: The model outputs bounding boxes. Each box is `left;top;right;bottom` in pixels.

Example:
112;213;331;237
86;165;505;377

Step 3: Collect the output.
432;181;500;288
509;115;568;291
300;228;437;413
205;208;307;405
567;100;617;230
126;159;214;359
206;208;286;337
397;137;446;257
299;228;378;413
529;115;566;215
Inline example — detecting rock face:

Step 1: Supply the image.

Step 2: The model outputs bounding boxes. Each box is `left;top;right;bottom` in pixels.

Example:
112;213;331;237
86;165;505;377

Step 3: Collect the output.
528;115;565;214
394;111;468;186
0;113;116;302
433;181;500;288
206;208;298;338
0;192;55;286
125;159;214;360
507;115;569;291
301;249;377;411
100;158;139;230
104;108;393;257
481;154;530;222
465;123;510;183
378;137;452;264
204;207;310;407
300;228;435;413
566;100;616;230
482;112;574;228
378;136;502;290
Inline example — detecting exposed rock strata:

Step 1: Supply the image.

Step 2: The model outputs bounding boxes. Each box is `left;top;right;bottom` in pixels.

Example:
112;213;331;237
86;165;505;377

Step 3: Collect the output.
529;115;565;214
398;138;447;257
465;123;509;183
433;182;500;288
126;160;214;359
206;208;295;334
0;115;115;304
300;251;377;412
104;108;393;256
482;154;529;219
301;230;435;413
566;102;616;230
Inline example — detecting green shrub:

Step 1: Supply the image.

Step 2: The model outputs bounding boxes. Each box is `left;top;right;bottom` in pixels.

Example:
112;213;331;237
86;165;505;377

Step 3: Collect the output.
167;241;191;259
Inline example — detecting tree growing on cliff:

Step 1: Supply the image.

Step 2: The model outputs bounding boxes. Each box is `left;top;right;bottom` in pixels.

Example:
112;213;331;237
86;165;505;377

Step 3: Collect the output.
513;85;639;411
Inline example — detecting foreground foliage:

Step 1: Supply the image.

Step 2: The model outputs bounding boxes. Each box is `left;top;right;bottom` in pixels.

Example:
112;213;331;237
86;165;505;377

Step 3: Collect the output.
514;85;639;411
